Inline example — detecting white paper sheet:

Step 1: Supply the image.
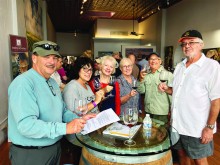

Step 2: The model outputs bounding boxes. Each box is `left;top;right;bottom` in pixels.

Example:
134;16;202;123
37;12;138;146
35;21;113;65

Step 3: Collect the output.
81;108;120;135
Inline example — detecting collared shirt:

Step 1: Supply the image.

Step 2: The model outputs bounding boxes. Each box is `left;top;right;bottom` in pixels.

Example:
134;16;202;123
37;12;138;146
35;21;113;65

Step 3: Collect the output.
117;75;139;116
137;66;173;115
171;54;220;137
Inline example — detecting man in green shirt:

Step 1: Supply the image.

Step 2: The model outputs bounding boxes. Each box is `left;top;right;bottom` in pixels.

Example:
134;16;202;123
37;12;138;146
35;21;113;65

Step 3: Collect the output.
137;52;173;123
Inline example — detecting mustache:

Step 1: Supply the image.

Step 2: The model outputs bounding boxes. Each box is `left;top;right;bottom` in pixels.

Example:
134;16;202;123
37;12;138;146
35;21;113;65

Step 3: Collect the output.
46;64;55;68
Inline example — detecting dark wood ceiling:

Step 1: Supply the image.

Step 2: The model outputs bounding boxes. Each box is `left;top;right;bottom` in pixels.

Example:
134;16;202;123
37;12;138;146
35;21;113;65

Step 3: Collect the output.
45;0;182;33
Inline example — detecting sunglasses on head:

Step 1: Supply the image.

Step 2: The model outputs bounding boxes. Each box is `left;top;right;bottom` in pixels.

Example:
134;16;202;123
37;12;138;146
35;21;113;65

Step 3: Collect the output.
35;43;60;51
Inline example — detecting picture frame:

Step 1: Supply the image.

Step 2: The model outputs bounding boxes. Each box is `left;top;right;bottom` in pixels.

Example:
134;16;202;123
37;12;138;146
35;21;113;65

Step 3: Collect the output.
203;47;220;63
121;45;156;59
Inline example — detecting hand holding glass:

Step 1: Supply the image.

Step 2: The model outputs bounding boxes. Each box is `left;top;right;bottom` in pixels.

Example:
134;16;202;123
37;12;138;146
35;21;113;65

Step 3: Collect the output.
159;70;169;83
142;64;150;73
74;98;88;116
132;79;137;90
123;107;138;146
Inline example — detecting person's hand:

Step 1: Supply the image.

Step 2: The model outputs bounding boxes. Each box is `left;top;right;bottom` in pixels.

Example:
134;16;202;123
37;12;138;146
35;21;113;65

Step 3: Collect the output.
201;127;213;144
82;113;97;120
66;114;97;134
95;89;105;103
130;89;137;97
158;82;168;92
103;85;113;93
139;70;147;82
66;118;86;134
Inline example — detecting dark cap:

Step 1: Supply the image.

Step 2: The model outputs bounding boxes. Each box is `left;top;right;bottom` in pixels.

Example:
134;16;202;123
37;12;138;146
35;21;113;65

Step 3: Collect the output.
148;52;160;60
178;30;203;42
32;40;61;57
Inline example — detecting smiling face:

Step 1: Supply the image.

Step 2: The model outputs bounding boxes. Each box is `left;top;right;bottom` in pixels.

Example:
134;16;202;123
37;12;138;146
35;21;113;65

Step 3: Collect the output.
181;38;203;58
78;64;93;82
32;54;58;79
120;58;133;76
100;59;115;76
148;54;162;72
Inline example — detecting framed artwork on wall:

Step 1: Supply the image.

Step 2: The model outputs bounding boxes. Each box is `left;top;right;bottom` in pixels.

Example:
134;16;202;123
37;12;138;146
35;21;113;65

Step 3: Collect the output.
121;45;156;59
98;51;113;57
24;0;43;51
203;47;220;63
164;46;174;70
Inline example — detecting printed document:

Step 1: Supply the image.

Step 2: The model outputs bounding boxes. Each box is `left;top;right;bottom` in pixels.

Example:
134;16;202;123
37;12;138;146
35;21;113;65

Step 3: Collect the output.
81;108;120;135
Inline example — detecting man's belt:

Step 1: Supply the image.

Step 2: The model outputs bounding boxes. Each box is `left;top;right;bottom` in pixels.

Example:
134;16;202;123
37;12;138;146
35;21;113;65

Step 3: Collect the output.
12;140;59;149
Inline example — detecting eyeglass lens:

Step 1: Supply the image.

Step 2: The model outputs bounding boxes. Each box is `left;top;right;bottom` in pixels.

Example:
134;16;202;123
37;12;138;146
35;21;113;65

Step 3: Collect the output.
180;42;200;47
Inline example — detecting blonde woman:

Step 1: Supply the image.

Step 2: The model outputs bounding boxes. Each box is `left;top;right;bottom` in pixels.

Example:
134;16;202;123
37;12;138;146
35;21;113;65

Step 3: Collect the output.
89;55;120;115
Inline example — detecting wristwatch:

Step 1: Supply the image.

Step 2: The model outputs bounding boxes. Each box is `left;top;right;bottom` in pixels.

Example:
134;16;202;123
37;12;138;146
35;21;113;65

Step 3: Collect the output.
206;124;215;130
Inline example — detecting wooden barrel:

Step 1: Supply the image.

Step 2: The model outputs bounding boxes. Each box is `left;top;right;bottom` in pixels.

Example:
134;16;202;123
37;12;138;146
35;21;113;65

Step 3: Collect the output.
79;147;172;165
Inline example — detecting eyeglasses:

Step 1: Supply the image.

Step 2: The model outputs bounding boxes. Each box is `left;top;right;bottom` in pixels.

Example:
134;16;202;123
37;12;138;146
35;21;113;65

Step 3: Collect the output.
46;80;56;96
35;44;60;51
180;42;200;48
149;58;160;61
122;65;133;69
82;67;93;73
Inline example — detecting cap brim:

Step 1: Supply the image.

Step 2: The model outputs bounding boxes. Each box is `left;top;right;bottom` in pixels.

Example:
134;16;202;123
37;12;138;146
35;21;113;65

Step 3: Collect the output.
178;37;199;42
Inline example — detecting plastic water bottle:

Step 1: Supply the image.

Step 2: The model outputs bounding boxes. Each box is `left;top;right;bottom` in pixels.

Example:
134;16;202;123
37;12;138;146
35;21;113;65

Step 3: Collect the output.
143;114;152;130
143;114;152;144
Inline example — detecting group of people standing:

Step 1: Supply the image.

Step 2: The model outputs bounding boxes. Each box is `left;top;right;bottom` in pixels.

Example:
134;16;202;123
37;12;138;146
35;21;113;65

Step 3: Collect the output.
8;29;220;165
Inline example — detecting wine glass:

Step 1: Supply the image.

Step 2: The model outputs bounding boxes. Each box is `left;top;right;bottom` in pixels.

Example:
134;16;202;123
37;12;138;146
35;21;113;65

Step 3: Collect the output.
123;107;138;146
159;70;169;83
74;98;88;116
132;79;137;90
93;77;101;91
142;64;150;74
108;76;116;97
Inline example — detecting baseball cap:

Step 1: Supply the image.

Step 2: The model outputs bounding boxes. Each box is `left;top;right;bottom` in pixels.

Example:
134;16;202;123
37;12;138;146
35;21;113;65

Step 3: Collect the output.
178;30;203;42
148;52;161;60
32;40;61;57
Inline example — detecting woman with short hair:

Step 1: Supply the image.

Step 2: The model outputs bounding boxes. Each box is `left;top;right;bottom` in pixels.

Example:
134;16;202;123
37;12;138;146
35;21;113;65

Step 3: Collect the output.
117;58;139;116
63;57;104;115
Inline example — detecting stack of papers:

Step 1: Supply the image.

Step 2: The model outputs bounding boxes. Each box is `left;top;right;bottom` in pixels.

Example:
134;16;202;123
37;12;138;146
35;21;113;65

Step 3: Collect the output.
103;122;142;139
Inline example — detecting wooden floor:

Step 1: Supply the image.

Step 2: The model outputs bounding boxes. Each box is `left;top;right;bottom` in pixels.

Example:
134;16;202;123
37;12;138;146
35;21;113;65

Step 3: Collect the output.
1;125;220;165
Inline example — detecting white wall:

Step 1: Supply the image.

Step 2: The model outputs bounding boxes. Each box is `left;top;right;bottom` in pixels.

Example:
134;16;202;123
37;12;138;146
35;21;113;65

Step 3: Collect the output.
0;0;23;132
93;38;140;58
139;11;163;53
56;32;91;57
166;0;220;65
96;19;139;38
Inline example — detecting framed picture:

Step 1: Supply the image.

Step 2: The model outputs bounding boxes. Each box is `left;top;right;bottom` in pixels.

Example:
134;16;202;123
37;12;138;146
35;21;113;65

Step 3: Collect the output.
203;48;220;63
164;46;174;70
98;51;113;57
121;45;156;59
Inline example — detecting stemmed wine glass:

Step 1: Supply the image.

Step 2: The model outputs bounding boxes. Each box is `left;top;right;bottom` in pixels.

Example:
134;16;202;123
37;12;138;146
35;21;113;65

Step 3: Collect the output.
93;77;101;91
123;107;138;146
108;76;116;97
74;98;88;116
159;70;169;83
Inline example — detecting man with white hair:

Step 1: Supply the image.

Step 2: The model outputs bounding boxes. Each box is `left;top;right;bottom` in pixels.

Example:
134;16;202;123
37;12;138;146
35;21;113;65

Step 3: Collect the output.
159;30;220;165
